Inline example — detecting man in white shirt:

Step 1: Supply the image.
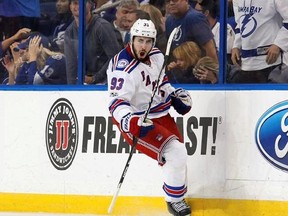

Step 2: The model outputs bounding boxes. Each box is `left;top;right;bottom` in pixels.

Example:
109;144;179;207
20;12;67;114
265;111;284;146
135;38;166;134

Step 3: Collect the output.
231;0;288;83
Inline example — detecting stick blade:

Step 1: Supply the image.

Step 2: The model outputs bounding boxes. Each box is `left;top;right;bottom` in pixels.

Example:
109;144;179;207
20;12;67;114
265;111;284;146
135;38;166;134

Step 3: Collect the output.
165;25;181;56
107;186;120;214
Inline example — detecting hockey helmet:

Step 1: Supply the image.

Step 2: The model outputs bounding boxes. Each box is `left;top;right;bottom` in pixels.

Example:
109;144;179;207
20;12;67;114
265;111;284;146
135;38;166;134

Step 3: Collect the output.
130;19;157;46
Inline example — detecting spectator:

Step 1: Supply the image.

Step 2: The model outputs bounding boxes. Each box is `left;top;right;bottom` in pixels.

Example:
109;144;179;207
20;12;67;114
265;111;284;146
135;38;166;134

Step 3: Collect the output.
3;33;67;85
195;0;235;63
49;0;74;53
122;9;151;45
193;56;218;84
111;0;140;48
0;28;31;84
169;40;218;84
165;0;218;63
1;42;23;85
64;0;121;84
0;0;40;39
167;41;201;83
230;0;288;83
124;9;150;30
0;28;31;57
140;4;167;54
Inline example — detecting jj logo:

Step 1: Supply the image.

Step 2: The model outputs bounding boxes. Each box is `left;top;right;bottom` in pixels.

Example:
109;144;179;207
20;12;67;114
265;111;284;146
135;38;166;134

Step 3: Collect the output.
55;120;69;150
255;101;288;172
46;98;79;170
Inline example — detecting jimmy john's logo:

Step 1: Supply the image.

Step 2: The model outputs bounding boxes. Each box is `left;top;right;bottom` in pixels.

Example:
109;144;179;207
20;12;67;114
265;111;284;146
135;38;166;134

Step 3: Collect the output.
46;98;78;170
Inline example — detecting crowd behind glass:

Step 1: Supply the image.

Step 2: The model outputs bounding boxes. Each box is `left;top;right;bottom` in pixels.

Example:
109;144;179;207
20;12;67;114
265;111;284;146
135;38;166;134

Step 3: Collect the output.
0;0;287;85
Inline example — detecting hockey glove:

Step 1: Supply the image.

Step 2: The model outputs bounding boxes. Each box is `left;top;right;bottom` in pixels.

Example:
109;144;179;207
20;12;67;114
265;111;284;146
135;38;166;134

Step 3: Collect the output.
120;113;155;138
170;88;192;115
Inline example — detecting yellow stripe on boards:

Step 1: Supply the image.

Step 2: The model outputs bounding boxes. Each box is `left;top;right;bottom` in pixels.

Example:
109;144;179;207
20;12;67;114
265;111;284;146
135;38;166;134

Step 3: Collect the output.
0;193;287;216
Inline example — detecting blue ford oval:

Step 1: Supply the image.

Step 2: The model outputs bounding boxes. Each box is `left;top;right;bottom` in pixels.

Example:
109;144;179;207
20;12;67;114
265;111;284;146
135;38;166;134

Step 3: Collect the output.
255;101;288;172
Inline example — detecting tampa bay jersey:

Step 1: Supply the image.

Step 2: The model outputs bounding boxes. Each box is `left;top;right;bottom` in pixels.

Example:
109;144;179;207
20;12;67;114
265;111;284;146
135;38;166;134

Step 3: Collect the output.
33;54;67;85
233;0;288;70
15;54;66;85
107;45;175;124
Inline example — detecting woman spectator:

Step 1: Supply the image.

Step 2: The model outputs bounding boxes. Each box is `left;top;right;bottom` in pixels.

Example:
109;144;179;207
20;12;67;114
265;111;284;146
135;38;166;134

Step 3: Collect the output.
140;4;167;54
2;33;67;85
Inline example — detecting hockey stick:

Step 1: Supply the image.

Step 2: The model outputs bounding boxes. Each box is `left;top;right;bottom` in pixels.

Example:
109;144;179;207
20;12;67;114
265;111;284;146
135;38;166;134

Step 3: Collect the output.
107;25;181;214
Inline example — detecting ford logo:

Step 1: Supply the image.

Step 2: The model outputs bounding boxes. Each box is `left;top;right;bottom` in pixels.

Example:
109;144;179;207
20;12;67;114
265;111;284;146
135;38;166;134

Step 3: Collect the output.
255;101;288;172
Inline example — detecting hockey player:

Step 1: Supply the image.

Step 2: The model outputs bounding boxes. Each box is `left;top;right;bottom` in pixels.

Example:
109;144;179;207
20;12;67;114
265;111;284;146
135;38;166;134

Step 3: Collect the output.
107;19;192;216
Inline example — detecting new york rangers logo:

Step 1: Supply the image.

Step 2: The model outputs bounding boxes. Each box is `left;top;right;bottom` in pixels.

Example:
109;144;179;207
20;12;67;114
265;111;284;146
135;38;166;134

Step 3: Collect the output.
255;101;288;172
46;98;79;170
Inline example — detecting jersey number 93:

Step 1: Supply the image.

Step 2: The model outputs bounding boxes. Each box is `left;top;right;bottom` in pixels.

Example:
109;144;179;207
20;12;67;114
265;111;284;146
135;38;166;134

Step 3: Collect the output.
110;77;124;90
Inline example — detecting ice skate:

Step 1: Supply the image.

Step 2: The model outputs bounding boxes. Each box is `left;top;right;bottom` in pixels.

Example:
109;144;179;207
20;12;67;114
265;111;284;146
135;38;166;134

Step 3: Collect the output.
167;199;191;216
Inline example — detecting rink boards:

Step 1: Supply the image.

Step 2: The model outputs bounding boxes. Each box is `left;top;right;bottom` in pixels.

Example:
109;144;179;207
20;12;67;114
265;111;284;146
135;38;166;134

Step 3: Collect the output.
0;90;288;215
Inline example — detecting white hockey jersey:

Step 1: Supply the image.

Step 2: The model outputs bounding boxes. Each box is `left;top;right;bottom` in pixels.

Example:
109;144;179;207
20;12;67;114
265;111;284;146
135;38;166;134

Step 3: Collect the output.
107;45;175;124
233;0;288;71
212;21;235;54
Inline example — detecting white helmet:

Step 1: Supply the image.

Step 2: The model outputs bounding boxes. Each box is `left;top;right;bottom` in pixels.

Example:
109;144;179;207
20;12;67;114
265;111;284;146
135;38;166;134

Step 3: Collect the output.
130;19;157;45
